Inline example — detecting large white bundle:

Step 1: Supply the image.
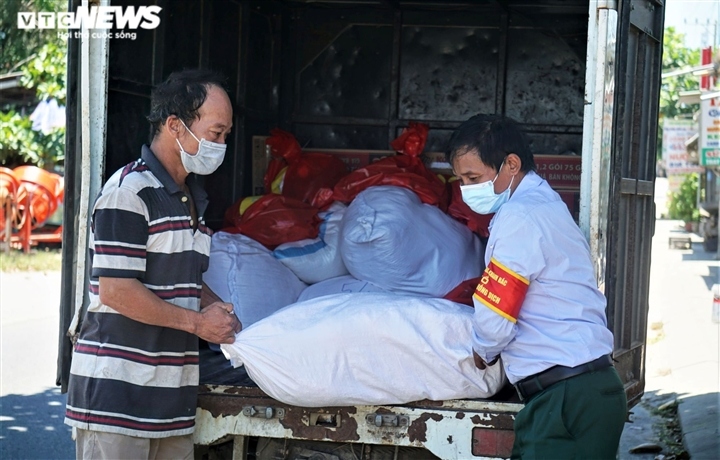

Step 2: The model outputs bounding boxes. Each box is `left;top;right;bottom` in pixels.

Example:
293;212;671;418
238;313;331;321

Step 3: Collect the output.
273;202;349;284
203;232;307;328
297;274;391;302
221;293;507;407
339;186;485;297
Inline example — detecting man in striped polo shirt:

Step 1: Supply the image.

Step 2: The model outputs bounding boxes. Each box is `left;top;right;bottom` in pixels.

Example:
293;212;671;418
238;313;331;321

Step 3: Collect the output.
65;69;242;459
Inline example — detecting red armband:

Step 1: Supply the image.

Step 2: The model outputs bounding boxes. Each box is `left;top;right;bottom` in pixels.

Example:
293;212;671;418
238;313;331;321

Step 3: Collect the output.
473;258;529;323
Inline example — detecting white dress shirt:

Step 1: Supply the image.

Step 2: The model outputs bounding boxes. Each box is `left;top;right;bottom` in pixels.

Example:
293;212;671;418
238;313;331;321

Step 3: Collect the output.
472;171;613;384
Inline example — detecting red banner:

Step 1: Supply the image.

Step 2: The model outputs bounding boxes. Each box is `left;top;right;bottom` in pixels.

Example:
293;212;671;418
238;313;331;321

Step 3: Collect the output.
535;155;581;190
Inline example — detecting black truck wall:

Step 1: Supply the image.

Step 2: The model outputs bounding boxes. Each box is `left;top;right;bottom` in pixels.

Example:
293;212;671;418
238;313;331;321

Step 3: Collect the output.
101;0;590;227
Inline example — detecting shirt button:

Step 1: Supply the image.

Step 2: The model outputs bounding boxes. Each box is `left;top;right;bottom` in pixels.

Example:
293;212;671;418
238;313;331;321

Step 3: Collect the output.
190;219;195;226
181;196;188;203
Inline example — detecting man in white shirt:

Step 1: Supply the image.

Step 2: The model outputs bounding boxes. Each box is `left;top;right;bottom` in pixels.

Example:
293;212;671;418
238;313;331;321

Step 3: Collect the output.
448;114;627;459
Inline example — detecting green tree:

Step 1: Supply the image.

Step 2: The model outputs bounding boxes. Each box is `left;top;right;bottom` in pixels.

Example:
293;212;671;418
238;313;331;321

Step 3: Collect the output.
0;107;65;169
0;1;67;170
658;27;701;156
0;0;66;72
668;173;700;223
21;40;66;104
660;27;701;119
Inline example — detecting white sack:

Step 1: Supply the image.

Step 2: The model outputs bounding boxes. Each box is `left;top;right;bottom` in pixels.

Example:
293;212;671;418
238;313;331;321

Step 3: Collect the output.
273;202;349;284
221;292;507;407
340;186;485;297
297;274;391;302
203;232;307;328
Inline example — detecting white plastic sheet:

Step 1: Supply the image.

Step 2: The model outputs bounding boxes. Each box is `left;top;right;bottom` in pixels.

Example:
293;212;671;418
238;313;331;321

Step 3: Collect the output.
221;293;507;407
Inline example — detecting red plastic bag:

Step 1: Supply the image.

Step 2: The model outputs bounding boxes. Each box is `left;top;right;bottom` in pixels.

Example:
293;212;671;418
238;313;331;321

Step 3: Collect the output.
283;153;348;209
264;129;349;208
443;276;482;307
333;122;447;209
223;195;263;228
222;194;321;250
333;155;448;209
264;129;302;194
446;179;493;238
390;122;429;157
224;196;244;228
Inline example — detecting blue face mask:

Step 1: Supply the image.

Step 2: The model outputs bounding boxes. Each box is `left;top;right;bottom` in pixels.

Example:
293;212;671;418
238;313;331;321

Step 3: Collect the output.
460;163;513;215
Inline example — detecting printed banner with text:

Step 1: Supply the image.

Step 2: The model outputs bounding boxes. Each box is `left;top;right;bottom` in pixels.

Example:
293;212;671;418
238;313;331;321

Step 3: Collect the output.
700;97;720;166
663;118;702;175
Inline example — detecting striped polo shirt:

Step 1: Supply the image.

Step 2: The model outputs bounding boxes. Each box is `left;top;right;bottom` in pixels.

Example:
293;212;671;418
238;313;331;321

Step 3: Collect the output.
65;145;212;438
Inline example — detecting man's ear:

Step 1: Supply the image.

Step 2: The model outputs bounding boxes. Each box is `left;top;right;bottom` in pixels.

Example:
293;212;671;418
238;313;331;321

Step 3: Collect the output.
506;153;522;174
165;115;183;138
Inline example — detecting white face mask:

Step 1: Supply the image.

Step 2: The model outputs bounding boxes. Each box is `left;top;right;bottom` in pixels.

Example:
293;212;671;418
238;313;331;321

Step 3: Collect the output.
176;119;226;175
460;162;513;215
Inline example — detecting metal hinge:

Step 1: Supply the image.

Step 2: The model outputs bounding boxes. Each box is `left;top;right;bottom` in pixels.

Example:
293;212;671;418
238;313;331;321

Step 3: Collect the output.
365;413;410;428
242;405;285;419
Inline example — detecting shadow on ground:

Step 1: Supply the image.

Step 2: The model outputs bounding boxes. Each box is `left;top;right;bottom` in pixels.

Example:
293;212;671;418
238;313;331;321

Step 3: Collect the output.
677;391;720;459
680;243;716;261
0;388;74;460
701;264;719;290
677;243;718;289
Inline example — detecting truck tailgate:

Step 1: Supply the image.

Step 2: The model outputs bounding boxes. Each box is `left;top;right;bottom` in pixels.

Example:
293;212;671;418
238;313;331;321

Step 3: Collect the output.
197;346;521;458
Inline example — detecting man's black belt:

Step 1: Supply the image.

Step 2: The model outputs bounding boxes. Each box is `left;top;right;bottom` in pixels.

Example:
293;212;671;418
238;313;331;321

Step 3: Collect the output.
514;354;613;403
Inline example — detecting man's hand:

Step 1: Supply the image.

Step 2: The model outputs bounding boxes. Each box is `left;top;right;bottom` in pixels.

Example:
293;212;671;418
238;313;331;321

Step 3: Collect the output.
196;302;242;344
473;350;499;370
98;278;242;342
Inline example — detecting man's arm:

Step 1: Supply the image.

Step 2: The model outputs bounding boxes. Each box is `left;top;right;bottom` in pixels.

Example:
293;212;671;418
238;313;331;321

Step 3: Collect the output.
472;305;516;368
99;277;241;344
471;257;528;367
201;282;223;309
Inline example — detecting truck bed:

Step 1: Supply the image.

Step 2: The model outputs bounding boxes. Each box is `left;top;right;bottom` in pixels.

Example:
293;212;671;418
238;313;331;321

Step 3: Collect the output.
195;342;523;459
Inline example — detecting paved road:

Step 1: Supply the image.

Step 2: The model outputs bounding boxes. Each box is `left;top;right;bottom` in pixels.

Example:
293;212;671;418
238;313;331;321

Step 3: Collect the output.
1;270;75;460
641;218;719;458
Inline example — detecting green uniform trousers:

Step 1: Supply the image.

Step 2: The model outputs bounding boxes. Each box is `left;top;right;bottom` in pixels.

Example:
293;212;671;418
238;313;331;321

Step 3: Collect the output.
511;366;627;459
